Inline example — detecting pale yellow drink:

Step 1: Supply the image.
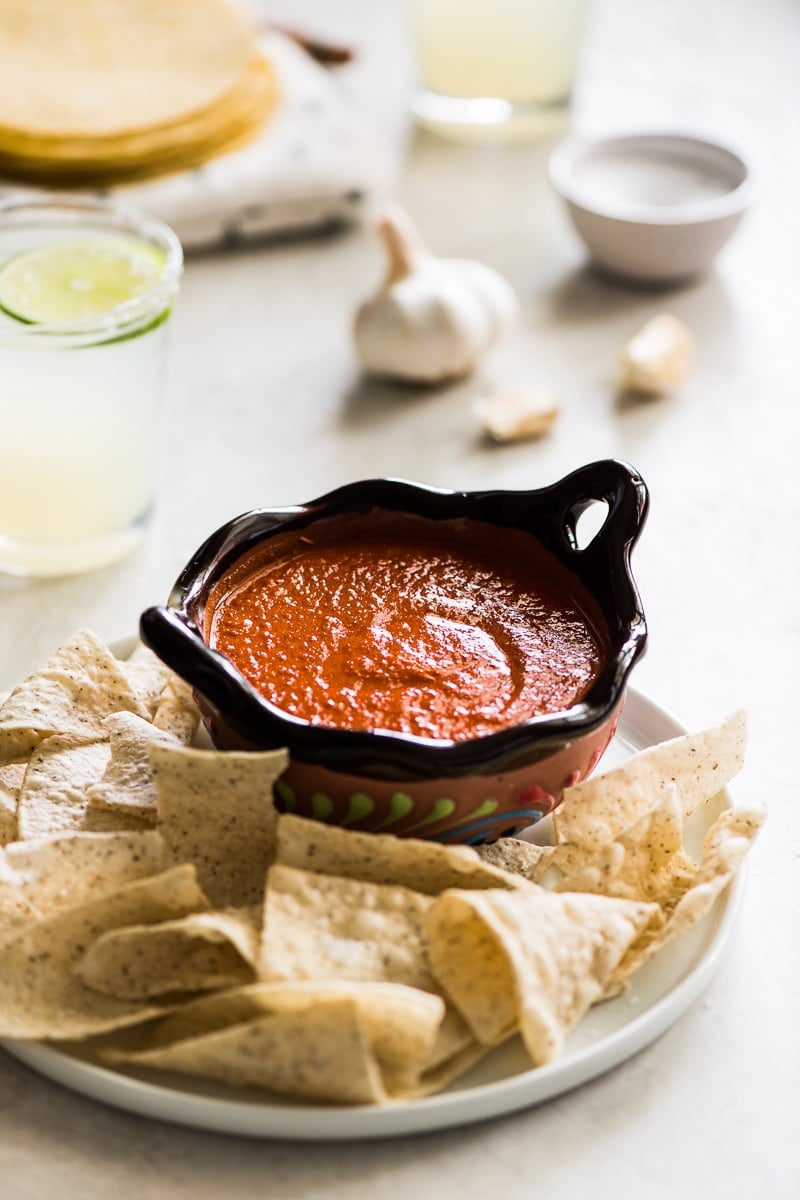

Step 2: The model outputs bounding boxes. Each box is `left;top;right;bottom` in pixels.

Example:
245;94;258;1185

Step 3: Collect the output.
0;199;182;577
410;0;589;140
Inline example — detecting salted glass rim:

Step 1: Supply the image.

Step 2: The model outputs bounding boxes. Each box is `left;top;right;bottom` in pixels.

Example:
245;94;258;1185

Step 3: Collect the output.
0;194;183;347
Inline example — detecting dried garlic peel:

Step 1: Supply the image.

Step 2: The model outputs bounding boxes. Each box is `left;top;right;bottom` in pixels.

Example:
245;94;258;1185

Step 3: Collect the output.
476;388;560;442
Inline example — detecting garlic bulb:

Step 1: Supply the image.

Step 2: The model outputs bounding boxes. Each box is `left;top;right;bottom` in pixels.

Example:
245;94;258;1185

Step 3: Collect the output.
619;314;694;395
354;207;518;383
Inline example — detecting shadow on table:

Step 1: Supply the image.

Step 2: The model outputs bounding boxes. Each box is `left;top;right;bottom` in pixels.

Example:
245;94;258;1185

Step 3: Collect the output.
542;262;739;334
337;372;469;432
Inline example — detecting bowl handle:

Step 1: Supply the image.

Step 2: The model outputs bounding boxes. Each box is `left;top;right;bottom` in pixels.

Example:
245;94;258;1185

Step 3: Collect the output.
554;458;649;566
139;606;269;735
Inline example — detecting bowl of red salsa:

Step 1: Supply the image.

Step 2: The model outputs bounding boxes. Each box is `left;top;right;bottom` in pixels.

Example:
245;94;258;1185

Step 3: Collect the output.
140;459;648;843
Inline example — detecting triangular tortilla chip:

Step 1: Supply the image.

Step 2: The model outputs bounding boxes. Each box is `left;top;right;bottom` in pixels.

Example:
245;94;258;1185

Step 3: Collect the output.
411;1040;491;1098
104;979;444;1101
16;736;118;839
476;837;551;882
152;678;201;744
0;761;25;845
553;783;698;908
0;631;148;765
0;864;210;1039
275;813;523;894
86;712;180;825
259;857;478;1095
106;1000;386;1104
426;885;661;1064
260;863;437;991
611;804;765;987
75;908;259;999
152;743;286;908
118;649;172;720
553;711;747;849
0;830;166;944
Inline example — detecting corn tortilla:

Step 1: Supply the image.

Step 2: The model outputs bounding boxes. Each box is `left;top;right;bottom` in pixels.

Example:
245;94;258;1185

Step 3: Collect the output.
0;0;258;137
0;2;278;186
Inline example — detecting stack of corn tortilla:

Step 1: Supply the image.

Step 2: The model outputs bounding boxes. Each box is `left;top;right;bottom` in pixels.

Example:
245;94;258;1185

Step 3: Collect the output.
0;0;278;186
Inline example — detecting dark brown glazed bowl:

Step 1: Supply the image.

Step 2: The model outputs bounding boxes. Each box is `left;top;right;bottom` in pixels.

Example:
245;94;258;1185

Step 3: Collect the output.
140;460;648;843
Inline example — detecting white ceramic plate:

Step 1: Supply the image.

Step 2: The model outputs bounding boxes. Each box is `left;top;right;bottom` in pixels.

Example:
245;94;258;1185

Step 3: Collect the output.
1;655;743;1141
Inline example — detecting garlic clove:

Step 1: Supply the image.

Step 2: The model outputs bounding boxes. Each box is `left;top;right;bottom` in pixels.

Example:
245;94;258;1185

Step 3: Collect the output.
619;313;694;395
476;388;560;442
354;207;519;384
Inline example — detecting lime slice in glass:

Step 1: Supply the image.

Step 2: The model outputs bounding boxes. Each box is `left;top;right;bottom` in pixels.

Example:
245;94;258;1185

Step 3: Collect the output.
0;236;166;325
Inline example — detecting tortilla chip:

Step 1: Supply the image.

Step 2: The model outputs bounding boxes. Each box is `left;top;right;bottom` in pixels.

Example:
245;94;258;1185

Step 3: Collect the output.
0;631;148;765
611;804;765;987
413;1041;491;1097
86;712;180;825
425;890;519;1047
223;873;471;1094
224;981;445;1098
399;1001;491;1096
118;652;172;721
275;813;523;894
0;803;17;847
476;837;551;882
107;1000;386;1104
0;651;762;1105
553;783;697;907
260;863;437;992
152;744;286;908
0;864;210;1039
553;711;747;850
75;909;259;1000
422;1001;471;1066
0;830;165;942
426;885;661;1063
343;984;445;1096
104;979;444;1101
16;736;119;839
152;678;201;745
0;762;25;845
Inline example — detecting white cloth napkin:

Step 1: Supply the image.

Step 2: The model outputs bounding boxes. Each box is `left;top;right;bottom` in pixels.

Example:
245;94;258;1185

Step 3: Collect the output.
0;34;393;251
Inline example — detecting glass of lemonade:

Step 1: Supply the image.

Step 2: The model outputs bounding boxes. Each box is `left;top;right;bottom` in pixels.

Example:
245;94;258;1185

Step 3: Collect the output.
409;0;590;142
0;196;182;578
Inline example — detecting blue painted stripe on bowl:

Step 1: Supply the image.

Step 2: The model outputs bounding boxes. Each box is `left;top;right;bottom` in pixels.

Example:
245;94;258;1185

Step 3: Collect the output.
431;808;545;843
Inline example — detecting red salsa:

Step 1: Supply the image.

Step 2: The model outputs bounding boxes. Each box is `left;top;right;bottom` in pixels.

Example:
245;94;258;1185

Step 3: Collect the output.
207;512;609;742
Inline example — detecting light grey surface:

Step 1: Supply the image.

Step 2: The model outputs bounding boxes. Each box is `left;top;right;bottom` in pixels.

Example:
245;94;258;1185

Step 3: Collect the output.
0;0;798;1196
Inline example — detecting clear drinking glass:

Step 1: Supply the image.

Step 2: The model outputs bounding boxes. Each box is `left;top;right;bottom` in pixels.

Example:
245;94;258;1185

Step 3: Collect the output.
0;196;182;578
409;0;590;142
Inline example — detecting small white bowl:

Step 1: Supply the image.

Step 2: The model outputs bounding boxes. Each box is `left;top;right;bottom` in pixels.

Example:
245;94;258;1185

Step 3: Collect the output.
549;132;755;285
